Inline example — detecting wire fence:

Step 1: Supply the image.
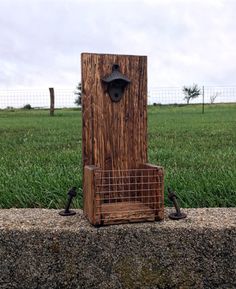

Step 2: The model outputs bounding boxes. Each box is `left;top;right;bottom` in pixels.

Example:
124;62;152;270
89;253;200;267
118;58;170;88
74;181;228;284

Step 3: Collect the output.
0;86;235;110
149;86;236;105
0;88;76;109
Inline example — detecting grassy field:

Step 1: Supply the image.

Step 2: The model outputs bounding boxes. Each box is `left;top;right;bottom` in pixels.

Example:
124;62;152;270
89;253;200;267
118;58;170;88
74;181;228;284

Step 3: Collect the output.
0;104;235;209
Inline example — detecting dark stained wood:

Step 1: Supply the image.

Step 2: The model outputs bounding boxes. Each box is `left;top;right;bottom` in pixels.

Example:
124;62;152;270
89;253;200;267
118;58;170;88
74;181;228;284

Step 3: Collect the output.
101;202;155;225
83;165;100;225
82;53;147;170
82;53;164;225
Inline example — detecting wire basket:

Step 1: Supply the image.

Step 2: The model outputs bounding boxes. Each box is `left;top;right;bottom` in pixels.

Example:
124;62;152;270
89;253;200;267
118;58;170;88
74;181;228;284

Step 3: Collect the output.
92;168;164;225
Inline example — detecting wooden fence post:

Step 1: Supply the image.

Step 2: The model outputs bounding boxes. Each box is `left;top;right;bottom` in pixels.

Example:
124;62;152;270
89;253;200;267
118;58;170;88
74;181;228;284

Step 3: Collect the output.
49;87;55;116
202;85;205;114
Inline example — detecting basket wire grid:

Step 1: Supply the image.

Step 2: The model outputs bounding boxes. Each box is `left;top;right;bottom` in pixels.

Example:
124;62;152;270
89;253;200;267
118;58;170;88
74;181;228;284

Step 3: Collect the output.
94;168;163;223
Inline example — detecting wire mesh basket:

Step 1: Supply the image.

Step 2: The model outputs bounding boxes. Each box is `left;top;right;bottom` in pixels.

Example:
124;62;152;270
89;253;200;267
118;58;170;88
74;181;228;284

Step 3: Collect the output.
84;166;164;225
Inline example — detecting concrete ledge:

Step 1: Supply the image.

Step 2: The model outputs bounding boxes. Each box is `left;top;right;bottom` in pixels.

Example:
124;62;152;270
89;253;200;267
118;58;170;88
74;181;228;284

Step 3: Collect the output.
0;208;235;289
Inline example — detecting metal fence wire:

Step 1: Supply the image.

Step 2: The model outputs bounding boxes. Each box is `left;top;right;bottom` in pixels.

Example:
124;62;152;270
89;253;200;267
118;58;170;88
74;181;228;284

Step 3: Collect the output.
0;88;75;109
0;86;235;109
149;86;236;105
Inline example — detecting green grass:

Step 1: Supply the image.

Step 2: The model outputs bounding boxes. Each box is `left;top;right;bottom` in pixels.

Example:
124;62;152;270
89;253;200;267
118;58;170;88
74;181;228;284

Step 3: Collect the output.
149;104;236;207
0;104;235;209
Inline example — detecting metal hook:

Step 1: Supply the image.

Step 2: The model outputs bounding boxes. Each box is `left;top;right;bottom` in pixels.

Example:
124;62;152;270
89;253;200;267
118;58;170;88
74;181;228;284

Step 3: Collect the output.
168;187;187;220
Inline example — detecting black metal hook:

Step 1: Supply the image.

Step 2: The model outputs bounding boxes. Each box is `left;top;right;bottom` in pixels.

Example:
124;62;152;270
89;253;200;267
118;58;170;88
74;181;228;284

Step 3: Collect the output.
59;187;77;216
168;187;187;220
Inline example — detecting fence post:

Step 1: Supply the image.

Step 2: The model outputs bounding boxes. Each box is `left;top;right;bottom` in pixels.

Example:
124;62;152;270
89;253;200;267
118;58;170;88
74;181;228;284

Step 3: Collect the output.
49;87;55;116
202;85;205;114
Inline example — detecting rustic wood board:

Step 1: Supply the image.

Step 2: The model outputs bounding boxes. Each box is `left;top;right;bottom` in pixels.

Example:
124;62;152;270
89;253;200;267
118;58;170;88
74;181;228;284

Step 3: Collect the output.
82;53;147;171
82;53;164;225
101;201;155;225
83;165;97;224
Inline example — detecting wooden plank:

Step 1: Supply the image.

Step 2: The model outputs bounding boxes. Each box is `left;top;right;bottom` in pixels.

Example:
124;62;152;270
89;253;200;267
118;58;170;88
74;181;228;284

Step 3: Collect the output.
83;165;100;225
81;53;147;171
101;202;155;225
157;167;165;220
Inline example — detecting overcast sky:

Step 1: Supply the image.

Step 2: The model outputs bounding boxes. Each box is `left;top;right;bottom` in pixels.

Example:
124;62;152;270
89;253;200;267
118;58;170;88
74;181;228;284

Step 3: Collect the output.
0;0;235;89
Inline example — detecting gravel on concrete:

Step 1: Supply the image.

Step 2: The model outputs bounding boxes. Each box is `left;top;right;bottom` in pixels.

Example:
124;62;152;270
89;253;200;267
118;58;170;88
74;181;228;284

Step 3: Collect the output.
0;208;235;289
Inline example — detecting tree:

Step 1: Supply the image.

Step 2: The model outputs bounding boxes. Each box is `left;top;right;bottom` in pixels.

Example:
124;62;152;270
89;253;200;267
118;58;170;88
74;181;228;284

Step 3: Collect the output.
182;84;201;104
74;82;82;106
210;91;220;104
23;104;32;110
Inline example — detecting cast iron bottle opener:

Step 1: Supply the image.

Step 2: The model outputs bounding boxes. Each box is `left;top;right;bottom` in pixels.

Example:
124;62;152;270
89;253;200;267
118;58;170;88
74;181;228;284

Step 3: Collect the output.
102;64;131;102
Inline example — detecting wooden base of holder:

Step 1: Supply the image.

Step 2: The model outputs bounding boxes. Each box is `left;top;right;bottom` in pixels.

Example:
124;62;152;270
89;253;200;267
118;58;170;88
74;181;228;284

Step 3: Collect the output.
84;164;164;226
101;201;155;225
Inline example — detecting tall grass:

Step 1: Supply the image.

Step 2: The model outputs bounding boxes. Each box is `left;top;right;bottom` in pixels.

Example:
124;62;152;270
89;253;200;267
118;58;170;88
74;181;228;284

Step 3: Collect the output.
0;104;235;208
148;104;236;207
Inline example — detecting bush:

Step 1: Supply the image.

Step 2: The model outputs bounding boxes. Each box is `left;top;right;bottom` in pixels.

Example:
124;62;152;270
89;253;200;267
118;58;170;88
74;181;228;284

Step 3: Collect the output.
5;106;15;111
23;104;32;110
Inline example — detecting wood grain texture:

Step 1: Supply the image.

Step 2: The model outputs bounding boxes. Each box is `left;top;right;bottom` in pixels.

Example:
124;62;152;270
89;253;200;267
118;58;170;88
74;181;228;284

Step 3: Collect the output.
83;165;99;225
101;202;155;225
82;53;147;171
82;53;164;225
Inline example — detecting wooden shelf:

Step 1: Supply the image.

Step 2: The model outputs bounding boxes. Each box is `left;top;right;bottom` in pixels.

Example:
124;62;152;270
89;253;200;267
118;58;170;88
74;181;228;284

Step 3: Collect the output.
101;201;155;225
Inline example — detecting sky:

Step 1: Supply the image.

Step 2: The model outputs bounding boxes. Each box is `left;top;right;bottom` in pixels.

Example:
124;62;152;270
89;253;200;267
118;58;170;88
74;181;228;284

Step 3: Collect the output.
0;0;236;90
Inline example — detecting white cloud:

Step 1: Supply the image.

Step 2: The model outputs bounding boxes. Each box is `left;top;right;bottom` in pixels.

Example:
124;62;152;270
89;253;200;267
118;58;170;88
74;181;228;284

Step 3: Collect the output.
0;0;235;89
